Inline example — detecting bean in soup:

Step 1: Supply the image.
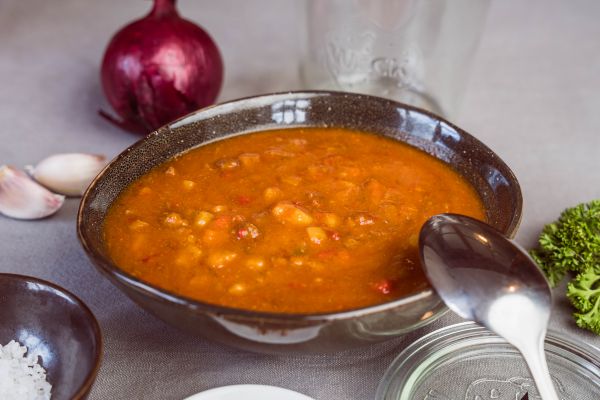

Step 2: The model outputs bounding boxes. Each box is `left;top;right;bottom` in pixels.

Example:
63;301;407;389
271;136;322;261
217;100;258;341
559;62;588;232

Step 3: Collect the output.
103;128;485;313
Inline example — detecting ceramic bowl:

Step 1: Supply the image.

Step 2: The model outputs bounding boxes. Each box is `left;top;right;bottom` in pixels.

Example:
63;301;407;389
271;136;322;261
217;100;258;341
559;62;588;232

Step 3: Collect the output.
0;273;102;399
78;91;522;353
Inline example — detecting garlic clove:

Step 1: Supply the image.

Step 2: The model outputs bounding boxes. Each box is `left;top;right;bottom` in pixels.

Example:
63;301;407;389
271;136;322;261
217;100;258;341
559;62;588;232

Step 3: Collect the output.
0;165;65;220
27;153;107;196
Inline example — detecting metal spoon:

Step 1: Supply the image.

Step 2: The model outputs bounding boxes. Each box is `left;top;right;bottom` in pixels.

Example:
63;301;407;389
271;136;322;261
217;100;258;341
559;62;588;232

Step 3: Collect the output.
418;213;559;400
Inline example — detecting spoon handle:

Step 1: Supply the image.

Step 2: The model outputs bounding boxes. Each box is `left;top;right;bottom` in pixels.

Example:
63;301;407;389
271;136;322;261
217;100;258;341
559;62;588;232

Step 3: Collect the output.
520;338;560;400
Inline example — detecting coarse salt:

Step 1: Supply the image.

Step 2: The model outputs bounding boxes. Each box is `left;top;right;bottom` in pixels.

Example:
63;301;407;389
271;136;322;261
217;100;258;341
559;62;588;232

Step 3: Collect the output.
0;340;52;400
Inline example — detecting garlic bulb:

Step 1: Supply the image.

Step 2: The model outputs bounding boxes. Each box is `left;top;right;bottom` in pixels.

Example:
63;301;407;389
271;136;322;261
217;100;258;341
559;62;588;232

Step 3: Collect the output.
0;165;65;220
27;153;107;196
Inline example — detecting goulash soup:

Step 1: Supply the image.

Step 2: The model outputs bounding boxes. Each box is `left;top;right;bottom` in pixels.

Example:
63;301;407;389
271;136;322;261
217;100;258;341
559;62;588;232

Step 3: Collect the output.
103;128;485;313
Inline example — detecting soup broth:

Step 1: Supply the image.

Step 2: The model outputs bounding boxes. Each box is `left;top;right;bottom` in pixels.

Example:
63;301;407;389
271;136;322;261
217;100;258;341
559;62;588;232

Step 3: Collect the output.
103;128;485;313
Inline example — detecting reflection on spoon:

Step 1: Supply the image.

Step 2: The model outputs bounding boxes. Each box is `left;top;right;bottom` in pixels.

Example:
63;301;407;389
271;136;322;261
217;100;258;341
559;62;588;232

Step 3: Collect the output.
419;213;560;400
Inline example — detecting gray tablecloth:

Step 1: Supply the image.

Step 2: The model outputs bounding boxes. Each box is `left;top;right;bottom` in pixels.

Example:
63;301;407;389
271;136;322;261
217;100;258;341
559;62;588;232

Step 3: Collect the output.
1;0;599;399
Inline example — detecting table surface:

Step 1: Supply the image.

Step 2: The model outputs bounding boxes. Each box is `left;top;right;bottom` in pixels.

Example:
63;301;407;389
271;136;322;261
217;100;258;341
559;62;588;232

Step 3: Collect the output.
1;0;599;399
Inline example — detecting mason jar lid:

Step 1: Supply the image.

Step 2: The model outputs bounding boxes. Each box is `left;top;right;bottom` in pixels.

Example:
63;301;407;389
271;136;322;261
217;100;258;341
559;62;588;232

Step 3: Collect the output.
376;322;600;399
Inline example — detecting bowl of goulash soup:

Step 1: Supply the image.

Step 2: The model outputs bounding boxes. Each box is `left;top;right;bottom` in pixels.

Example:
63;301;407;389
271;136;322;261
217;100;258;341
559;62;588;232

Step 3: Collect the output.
77;91;522;353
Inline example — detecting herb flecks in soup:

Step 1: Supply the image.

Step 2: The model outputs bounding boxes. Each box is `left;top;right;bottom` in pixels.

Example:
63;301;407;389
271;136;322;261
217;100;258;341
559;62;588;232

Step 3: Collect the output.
103;128;485;313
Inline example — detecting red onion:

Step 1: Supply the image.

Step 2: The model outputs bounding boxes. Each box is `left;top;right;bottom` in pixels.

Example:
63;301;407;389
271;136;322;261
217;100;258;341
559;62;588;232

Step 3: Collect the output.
100;0;223;134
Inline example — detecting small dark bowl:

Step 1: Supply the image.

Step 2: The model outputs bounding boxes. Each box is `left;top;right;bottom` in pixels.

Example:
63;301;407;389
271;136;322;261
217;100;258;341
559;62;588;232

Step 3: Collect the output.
0;274;102;399
78;91;522;354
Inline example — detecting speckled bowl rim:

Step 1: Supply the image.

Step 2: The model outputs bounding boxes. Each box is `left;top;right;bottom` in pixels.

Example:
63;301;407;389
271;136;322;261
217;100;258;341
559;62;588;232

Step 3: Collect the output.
77;90;522;323
0;273;103;400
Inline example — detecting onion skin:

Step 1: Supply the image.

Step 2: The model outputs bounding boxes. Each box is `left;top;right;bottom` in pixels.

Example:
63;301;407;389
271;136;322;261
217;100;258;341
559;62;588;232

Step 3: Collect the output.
100;0;223;134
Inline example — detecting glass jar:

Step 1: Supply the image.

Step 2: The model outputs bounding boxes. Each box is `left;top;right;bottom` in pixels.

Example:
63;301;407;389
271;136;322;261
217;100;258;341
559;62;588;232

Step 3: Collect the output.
376;322;600;399
300;0;490;119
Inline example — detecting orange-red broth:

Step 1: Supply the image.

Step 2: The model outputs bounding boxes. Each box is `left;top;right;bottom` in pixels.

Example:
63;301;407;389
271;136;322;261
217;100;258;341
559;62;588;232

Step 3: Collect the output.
103;128;485;313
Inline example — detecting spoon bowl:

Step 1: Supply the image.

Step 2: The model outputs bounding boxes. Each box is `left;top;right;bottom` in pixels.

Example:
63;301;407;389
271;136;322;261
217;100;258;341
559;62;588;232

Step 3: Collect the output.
419;213;559;400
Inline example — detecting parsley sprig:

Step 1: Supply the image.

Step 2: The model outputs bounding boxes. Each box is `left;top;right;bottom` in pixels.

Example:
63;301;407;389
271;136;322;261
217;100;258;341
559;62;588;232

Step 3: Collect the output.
530;200;600;335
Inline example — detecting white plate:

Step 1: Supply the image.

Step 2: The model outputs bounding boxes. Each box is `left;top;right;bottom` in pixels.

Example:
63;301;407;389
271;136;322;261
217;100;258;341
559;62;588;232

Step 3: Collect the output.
184;385;316;400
